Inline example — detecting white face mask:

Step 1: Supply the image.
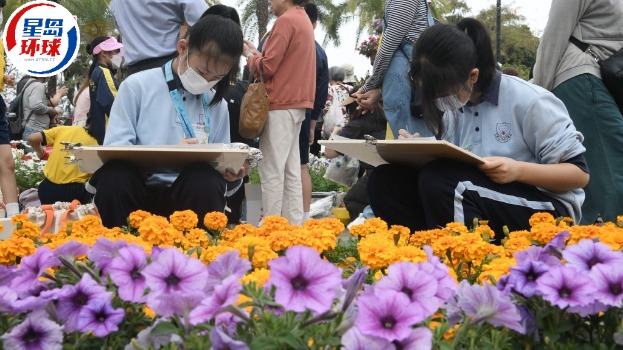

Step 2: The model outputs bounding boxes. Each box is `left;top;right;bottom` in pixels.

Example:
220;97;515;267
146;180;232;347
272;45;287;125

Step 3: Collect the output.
179;52;219;95
434;84;472;112
110;54;123;69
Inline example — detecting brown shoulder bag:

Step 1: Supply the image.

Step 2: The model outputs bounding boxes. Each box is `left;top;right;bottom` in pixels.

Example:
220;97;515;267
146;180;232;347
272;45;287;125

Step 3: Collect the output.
239;58;270;139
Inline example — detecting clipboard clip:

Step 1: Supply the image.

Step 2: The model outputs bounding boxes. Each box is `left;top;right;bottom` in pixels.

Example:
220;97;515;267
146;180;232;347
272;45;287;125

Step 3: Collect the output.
363;134;377;145
60;142;83;151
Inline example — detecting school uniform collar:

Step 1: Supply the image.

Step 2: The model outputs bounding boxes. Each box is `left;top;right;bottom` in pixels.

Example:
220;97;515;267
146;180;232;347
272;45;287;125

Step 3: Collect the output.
471;70;501;106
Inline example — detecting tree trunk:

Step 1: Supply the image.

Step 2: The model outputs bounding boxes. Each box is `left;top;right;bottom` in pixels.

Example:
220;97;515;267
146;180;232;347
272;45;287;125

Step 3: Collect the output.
256;0;270;42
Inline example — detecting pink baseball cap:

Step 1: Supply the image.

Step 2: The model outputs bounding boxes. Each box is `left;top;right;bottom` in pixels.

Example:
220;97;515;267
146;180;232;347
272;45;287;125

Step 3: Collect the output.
93;37;124;56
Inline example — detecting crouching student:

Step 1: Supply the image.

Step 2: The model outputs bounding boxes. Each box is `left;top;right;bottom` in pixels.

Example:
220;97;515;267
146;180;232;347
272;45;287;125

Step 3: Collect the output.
91;15;248;228
28;122;99;204
368;18;589;244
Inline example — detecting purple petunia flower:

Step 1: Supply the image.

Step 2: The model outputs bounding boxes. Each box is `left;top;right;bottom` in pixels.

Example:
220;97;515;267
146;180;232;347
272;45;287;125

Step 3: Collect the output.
341;326;395;350
142;248;208;316
376;262;439;317
537;265;596;309
394;327;433;350
568;301;609;317
158;290;206;319
341;267;369;312
0;286;18;313
590;264;623;307
455;280;525;333
76;298;125;337
356;289;426;342
562;239;623;272
190;275;242;325
206;250;251;294
507;260;550;298
209;326;249;350
0;311;64;350
268;246;342;314
88;237;128;273
514;246;562;267
56;273;112;332
12;287;61;313
107;245;148;303
10;246;59;298
423;246;457;302
0;264;21;287
54;240;89;261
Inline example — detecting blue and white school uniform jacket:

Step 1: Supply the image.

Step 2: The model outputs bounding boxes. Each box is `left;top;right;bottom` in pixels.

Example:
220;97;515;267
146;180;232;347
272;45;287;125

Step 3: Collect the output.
104;66;230;186
443;72;587;223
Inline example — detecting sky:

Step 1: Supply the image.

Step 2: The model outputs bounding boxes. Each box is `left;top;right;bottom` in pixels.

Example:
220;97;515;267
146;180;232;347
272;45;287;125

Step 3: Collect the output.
221;0;553;79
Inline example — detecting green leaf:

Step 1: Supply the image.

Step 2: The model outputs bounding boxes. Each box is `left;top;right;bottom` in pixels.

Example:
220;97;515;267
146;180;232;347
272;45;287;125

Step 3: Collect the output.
149;321;179;338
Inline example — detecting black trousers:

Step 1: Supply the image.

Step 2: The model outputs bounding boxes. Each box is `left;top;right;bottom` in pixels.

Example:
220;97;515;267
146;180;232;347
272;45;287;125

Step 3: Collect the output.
368;159;569;245
93;160;227;228
344;172;371;220
38;178;93;205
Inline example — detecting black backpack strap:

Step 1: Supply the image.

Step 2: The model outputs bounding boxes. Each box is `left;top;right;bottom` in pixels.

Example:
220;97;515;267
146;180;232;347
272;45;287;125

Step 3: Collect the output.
569;36;590;52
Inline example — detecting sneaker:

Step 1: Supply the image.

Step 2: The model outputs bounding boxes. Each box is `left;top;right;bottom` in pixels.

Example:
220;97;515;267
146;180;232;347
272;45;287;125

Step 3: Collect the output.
347;213;366;230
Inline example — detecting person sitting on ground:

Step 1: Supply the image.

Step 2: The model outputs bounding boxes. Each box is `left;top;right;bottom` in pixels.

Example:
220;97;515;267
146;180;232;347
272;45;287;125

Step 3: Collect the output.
27;118;99;205
324;86;386;221
368;18;589;244
91;14;248;229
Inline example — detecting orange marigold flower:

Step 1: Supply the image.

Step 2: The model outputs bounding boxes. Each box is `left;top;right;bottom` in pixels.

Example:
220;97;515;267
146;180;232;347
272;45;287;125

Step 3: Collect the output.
199;245;232;265
474;224;495;240
431;235;458;257
72;215;103;234
508;230;532;241
170;210;199;231
479;256;516;283
13;220;40;240
452;233;489;263
357;234;396;270
10;214;30;226
267;230;295;252
304;218;345;236
128;210;152;229
503;237;532;257
260;216;291;234
392;246;427;265
138;215;182;246
388;225;411;246
444;222;469;235
203;211;228;231
530;222;563;245
232;236;277;269
240;268;271;287
185;228;211;249
529;212;556;227
1;237;36;265
221;224;258;242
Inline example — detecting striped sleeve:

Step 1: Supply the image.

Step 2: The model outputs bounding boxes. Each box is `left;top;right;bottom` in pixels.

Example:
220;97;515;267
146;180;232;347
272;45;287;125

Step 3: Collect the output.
363;0;429;91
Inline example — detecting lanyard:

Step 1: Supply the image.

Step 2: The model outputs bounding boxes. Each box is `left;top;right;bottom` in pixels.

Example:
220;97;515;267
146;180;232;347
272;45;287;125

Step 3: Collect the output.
163;60;211;141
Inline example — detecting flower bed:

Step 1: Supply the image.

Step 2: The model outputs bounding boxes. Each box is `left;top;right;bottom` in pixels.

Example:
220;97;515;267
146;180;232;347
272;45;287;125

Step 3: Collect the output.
1;211;623;349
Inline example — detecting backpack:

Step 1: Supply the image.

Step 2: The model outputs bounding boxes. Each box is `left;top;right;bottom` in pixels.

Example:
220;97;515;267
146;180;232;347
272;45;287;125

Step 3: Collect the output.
8;78;36;140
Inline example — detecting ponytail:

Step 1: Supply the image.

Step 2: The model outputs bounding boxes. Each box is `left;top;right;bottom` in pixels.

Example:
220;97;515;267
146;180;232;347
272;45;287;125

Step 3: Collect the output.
456;18;496;93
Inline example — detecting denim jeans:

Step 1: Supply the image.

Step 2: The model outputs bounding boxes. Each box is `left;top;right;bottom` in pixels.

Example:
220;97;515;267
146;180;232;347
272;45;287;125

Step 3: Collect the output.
21;125;42;141
382;42;432;138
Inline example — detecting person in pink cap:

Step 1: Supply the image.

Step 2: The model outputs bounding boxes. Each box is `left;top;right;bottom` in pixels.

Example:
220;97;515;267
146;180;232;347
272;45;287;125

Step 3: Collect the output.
74;36;124;144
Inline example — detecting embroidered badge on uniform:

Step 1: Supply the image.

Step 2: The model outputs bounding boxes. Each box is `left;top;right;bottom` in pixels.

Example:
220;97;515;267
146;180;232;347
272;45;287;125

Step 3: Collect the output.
494;122;512;143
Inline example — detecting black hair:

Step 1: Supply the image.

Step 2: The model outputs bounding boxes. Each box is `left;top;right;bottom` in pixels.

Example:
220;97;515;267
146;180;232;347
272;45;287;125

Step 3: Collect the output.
201;4;241;27
304;2;318;23
0;0;6;8
187;14;243;106
77;36;109;107
329;66;345;82
411;18;496;138
293;0;310;6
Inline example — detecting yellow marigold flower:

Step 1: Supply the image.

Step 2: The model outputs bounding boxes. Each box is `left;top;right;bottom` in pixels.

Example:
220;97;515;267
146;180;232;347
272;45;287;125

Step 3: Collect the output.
474;224;495;240
392;246;427;265
221;223;258;242
169;210;199;231
267;230;295;252
530;222;563;245
529;212;556;227
444;222;469;235
72;215;103;233
358;234;396;270
479;256;516;284
503;237;532;257
13;220;40;240
260;216;291;235
364;218;388;232
138;215;181;246
388;225;411;246
304;218;345;236
200;245;232;265
452;233;489;263
185;228;211;249
1;237;36;264
143;306;156;319
567;225;601;245
409;228;450;246
233;236;278;269
10;214;30;226
349;223;369;237
487;244;506;258
117;234;153;254
508;230;532;241
241;268;271;287
128;210;152;229
431;235;458;257
203;211;228;231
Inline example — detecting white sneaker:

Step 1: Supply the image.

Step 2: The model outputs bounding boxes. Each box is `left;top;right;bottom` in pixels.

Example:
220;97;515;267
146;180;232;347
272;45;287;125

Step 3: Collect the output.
347;213;366;230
